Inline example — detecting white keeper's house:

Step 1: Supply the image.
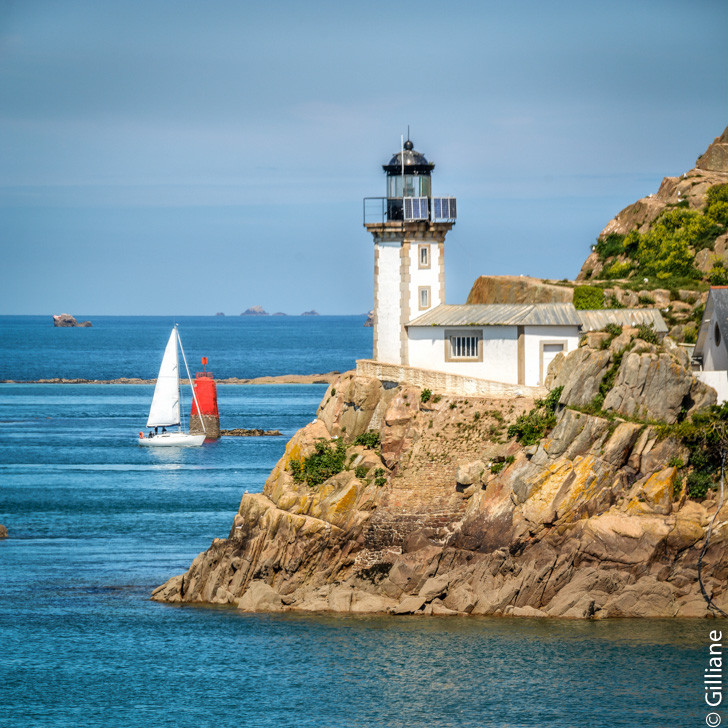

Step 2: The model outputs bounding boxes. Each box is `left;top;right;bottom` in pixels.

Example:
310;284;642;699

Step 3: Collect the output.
360;138;667;393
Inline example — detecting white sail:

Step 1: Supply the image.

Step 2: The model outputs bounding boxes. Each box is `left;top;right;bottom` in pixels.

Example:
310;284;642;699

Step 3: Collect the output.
146;329;180;428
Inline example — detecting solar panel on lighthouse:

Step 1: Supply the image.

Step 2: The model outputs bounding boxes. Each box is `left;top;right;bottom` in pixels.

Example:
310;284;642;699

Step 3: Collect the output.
403;197;428;220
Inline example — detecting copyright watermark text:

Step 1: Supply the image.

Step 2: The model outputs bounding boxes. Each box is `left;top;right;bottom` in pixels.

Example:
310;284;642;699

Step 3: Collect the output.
704;629;723;726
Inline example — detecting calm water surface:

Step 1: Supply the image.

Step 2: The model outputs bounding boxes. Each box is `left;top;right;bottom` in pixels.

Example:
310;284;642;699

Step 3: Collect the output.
0;315;372;380
0;319;710;727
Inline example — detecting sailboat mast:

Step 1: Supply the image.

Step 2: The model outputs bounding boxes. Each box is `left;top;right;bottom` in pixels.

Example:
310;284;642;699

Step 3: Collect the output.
176;328;207;435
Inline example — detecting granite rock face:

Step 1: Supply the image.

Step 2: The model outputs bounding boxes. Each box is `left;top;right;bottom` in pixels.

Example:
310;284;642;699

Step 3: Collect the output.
153;345;727;619
697;126;728;172
547;328;716;424
467;275;573;305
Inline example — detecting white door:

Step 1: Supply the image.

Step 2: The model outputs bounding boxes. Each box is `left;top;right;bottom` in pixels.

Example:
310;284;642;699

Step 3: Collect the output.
541;343;564;384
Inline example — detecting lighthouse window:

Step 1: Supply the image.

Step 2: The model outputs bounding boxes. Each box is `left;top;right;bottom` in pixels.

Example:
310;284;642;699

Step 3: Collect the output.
418;286;431;310
388;175;431;199
418;244;430;269
445;330;483;362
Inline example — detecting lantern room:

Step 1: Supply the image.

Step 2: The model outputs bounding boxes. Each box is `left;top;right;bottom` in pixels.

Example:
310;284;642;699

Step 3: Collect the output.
363;138;456;224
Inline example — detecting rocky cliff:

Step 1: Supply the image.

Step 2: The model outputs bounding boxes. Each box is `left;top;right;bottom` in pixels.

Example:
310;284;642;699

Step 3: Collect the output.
578;125;728;282
153;329;727;618
466;275;573;305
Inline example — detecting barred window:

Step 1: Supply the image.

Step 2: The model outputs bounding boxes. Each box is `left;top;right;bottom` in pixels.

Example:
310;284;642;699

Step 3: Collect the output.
450;335;479;359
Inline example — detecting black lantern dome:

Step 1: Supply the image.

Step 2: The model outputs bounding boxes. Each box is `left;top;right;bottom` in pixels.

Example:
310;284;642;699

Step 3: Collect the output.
382;140;435;176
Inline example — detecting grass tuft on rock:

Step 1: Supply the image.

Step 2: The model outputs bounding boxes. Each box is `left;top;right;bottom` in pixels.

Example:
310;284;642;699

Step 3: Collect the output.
507;387;563;446
290;439;348;487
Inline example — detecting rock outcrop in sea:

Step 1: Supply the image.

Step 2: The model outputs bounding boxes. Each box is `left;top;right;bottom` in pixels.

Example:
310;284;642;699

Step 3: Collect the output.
53;314;92;327
241;306;268;316
153;327;727;618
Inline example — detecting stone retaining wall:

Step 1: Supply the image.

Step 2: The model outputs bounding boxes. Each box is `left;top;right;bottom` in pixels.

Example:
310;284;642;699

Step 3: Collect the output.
364;511;463;550
356;359;546;398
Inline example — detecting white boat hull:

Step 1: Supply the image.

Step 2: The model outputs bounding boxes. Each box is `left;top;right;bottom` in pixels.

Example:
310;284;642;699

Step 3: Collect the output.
138;432;206;447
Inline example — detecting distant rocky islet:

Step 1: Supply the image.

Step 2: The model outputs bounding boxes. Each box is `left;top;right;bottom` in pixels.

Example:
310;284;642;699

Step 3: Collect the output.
239;306;319;316
53;314;92;328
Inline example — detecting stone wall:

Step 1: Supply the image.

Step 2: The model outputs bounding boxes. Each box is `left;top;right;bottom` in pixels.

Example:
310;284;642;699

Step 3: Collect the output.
355;359;546;398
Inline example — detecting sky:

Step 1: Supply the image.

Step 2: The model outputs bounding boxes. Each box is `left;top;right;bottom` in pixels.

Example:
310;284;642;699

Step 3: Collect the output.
1;0;727;315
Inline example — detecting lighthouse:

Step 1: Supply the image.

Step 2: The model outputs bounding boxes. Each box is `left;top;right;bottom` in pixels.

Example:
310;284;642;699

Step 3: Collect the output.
363;138;456;365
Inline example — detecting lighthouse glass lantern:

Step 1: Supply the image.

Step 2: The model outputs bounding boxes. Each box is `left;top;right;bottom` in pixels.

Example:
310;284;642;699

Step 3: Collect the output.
383;140;435;221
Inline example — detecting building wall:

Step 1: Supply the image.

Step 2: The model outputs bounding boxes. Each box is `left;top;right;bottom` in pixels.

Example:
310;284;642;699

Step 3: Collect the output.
522;326;581;386
374;242;402;364
408;326;520;382
407;242;442;318
407;324;580;386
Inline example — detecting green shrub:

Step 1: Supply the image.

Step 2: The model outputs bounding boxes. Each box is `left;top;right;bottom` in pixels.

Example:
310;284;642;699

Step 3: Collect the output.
354;465;368;479
290;439;348;486
683;324;698;344
595;233;625;260
507;386;563;446
540;386;564;412
433;394;442;403
490;461;506;475
605;295;625;309
573;285;604;310
602;323;622;337
354;431;381;448
686;471;714;500
633;209;714;277
664;402;728;500
636;323;659;344
420;388;432;403
373;468;387;486
602;261;633;280
709;261;728;286
705;183;728;210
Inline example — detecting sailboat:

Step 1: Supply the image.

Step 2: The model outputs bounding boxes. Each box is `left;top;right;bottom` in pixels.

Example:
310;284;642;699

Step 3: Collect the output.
138;326;206;447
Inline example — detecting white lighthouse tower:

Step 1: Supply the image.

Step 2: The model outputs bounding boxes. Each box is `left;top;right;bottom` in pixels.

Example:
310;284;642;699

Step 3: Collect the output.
364;139;456;365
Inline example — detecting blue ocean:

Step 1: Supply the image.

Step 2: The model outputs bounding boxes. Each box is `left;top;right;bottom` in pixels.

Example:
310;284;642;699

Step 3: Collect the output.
0;316;711;727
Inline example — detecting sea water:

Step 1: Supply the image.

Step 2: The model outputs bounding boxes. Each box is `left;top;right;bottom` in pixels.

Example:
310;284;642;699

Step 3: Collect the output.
0;317;711;727
0;315;372;380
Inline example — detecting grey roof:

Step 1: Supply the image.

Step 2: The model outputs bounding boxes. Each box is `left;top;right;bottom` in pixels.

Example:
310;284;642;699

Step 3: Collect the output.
407;303;582;328
695;288;728;356
577;308;668;334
